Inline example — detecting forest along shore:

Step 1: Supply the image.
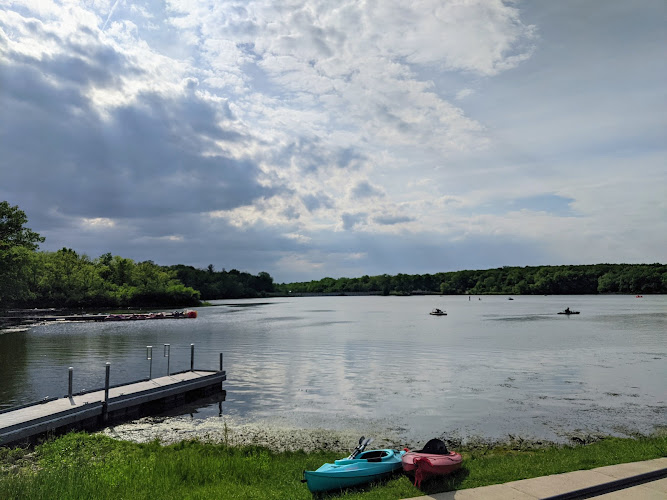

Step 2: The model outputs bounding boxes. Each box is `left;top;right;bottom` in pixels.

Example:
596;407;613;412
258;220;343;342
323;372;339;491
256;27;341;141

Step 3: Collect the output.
276;263;667;295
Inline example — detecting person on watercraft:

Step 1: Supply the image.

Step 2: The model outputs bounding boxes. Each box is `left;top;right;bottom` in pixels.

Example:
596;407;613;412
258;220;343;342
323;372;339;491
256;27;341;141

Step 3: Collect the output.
565;307;570;314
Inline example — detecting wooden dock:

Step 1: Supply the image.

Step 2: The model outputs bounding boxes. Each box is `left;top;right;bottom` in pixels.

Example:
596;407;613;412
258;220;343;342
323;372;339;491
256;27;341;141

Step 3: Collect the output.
0;369;226;447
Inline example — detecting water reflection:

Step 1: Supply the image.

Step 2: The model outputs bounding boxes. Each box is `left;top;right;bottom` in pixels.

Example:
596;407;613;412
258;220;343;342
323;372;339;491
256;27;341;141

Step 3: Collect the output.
1;296;665;444
0;331;29;405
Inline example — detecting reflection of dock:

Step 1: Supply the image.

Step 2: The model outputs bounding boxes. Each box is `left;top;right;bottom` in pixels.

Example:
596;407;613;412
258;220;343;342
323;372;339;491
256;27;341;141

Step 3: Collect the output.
1;367;225;447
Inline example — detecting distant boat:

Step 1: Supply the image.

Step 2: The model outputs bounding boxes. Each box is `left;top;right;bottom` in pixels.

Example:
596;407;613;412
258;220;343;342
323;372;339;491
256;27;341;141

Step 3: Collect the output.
508;297;514;300
429;308;447;316
557;309;580;315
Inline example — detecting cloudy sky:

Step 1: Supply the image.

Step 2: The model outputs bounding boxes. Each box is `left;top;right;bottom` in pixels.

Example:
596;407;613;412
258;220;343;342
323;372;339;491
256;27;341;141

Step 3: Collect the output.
1;1;665;283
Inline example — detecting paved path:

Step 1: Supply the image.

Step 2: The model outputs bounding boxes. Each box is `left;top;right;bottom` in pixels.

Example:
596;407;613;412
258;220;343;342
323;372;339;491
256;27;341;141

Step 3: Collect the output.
403;457;667;499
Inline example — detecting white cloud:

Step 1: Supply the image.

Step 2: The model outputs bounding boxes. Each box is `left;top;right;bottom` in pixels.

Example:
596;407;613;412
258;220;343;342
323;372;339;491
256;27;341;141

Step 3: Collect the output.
0;0;664;282
81;217;116;229
284;232;311;244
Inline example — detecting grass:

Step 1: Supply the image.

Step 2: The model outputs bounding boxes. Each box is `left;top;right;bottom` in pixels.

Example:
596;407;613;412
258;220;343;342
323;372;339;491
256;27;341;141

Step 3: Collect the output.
0;432;665;499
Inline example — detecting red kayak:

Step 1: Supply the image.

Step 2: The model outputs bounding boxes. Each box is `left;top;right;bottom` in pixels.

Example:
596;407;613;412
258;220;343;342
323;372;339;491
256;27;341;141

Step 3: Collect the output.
402;439;462;487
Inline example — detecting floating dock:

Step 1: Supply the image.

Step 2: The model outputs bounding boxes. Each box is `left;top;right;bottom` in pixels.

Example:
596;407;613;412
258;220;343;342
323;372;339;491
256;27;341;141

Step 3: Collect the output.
0;309;198;325
0;369;225;447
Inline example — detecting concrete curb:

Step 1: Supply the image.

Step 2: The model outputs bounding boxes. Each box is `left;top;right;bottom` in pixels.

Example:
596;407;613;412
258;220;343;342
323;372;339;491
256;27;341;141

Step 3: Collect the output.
402;457;667;500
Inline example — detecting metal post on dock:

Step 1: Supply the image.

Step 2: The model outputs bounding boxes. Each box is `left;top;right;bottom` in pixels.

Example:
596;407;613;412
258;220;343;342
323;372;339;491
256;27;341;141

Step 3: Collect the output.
0;353;230;447
104;363;110;402
190;343;195;371
103;362;110;422
147;346;153;379
164;344;170;376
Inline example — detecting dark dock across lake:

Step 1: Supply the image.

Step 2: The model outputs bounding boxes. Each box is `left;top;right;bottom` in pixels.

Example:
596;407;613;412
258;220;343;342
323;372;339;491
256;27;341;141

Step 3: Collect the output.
0;309;199;325
0;368;226;447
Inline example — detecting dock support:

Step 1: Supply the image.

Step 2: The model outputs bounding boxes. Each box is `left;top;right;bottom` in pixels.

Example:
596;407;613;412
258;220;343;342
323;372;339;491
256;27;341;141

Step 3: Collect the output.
190;343;195;371
68;367;73;398
219;353;223;372
147;346;153;379
164;344;171;376
103;362;110;422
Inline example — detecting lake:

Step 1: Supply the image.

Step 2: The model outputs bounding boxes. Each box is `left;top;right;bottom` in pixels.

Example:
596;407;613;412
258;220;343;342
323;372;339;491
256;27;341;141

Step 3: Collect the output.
1;295;665;447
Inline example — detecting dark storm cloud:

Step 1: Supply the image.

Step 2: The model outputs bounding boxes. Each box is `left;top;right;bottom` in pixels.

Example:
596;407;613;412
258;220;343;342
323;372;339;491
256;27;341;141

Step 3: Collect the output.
0;43;275;222
42;44;140;88
3;18;140;88
0;60;87;117
0;9;295;277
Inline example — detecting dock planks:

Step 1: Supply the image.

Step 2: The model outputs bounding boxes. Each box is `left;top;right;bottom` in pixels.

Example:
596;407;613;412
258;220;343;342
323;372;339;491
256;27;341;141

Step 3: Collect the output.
0;370;226;446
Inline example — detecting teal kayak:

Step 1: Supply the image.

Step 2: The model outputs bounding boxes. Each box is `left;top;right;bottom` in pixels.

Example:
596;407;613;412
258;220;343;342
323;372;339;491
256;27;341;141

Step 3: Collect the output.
304;448;406;493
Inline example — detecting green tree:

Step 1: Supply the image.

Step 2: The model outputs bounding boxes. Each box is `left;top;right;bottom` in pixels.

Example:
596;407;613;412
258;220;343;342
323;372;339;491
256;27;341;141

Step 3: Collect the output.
0;201;44;251
36;249;106;306
255;271;274;292
0;202;45;306
171;265;276;299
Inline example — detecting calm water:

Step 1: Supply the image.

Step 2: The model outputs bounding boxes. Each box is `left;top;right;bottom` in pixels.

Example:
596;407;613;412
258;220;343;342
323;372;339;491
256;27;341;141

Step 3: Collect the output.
1;295;665;444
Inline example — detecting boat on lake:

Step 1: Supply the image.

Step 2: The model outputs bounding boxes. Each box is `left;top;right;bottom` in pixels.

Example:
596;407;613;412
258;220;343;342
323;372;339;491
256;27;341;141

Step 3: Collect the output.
303;437;405;493
429;308;447;316
402;438;462;487
557;308;580;315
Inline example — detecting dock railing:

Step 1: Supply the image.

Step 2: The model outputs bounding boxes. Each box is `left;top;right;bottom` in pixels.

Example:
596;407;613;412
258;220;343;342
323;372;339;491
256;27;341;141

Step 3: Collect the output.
0;343;226;446
0;343;224;415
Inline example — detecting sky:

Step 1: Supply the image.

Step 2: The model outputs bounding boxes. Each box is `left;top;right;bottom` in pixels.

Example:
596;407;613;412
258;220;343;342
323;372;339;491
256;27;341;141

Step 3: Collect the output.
1;0;665;283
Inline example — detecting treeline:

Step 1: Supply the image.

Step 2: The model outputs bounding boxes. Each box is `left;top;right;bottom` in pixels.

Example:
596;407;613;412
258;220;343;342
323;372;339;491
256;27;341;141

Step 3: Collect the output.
0;202;275;309
2;248;202;309
3;201;665;309
276;264;667;295
170;265;274;300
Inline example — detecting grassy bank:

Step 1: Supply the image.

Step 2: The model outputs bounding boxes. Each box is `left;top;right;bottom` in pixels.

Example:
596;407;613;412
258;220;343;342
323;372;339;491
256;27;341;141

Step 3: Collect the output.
0;433;665;499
